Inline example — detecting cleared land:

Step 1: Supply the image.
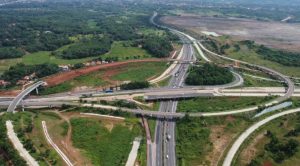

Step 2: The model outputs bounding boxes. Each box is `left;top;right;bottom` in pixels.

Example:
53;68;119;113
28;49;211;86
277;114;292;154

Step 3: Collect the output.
161;16;300;52
43;59;164;87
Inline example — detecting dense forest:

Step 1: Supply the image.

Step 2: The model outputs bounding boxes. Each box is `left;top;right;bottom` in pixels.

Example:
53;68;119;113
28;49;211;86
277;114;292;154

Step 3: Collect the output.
142;35;174;58
256;45;300;67
0;1;176;61
185;63;233;85
0;47;25;59
54;36;112;59
1;63;60;86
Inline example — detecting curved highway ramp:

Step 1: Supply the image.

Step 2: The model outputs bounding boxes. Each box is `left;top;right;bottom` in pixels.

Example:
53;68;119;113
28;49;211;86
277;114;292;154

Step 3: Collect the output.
6;81;45;113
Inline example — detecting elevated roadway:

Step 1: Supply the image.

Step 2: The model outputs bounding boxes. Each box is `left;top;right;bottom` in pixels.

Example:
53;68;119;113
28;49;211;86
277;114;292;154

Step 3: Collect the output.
6;81;45;113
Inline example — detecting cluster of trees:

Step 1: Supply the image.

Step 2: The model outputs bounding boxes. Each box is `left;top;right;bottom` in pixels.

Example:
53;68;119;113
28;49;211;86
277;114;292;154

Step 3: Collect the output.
142;35;173;58
0;47;25;59
185;63;233;85
265;131;299;163
54;36;112;59
239;40;255;49
256;45;300;67
0;119;27;165
120;81;150;90
99;100;137;109
177;116;211;165
1;63;60;85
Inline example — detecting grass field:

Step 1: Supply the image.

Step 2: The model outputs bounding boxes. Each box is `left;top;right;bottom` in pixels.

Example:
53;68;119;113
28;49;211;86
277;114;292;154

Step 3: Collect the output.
243;75;284;87
101;41;152;60
0;41;155;74
70;117;142;166
40;70;108;95
226;46;300;77
41;61;167;94
177;96;275;113
111;62;168;81
236;113;300;166
176;115;252;165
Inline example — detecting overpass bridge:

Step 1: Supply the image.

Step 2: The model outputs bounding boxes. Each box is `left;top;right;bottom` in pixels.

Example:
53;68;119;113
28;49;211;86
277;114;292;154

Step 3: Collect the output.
7;81;45;113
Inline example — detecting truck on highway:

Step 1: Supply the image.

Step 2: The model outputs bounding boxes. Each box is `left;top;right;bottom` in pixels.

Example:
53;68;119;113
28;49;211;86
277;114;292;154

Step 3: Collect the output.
167;134;171;140
104;89;113;93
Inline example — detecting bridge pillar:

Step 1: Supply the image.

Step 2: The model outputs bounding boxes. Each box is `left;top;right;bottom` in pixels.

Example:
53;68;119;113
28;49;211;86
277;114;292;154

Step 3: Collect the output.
21;100;25;112
35;87;39;95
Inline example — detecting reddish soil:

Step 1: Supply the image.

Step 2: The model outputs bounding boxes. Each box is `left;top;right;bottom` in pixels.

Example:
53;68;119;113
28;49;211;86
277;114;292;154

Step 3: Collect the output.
44;59;162;87
0;90;21;96
263;161;273;166
226;115;236;122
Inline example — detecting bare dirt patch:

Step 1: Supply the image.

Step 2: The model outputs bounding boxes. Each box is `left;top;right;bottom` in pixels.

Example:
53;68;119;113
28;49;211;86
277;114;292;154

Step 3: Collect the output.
161;16;300;52
207;125;235;166
0;90;20;96
239;133;265;165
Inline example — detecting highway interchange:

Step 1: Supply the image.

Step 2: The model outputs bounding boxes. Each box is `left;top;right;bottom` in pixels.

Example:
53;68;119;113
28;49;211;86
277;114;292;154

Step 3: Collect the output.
1;11;298;166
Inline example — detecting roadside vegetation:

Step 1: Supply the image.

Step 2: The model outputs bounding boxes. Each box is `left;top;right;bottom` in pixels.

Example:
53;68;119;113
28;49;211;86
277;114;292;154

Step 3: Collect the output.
0;111;65;165
178;96;275;113
185;63;233;85
120;81;150;90
98;100;138;109
111;62;168;82
0;117;27;165
242;74;284;87
177;115;253;165
201;37;300;77
236;113;300;166
70;117;142;166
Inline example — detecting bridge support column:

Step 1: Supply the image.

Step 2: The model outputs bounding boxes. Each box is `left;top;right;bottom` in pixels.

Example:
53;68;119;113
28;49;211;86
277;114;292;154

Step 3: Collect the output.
35;87;39;95
21;100;25;112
